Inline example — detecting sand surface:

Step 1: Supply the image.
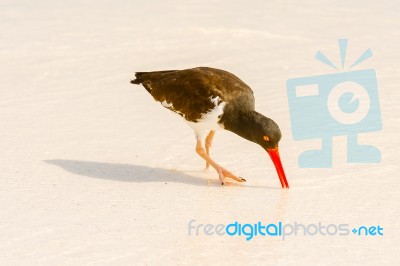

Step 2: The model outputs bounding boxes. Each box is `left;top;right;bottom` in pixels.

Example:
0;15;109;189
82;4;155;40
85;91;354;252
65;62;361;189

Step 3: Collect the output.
1;0;399;265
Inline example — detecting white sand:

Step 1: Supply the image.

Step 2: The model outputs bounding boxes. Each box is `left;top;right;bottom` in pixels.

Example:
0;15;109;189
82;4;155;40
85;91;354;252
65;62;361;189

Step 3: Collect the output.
1;0;399;265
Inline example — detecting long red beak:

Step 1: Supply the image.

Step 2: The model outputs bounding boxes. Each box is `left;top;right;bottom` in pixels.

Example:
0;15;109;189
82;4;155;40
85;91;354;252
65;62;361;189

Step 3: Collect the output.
267;147;289;189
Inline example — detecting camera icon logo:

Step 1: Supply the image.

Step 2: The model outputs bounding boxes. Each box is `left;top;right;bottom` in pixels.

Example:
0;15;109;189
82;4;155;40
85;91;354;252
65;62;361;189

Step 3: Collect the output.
286;39;382;168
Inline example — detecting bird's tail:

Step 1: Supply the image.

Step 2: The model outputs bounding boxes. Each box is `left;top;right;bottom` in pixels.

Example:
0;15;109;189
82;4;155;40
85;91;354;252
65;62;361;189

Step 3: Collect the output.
130;70;178;85
130;72;147;85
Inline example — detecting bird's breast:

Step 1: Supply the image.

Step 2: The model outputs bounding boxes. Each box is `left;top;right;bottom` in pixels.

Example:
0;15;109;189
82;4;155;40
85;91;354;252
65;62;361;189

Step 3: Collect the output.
184;96;226;138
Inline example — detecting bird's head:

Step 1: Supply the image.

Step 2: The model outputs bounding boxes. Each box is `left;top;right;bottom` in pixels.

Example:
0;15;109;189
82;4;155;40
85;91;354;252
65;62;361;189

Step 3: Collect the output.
220;109;289;188
223;111;289;188
252;115;289;188
252;117;282;150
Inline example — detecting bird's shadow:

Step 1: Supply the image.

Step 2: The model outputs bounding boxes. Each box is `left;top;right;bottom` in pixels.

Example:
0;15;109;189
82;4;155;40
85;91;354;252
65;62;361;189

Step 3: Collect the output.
45;159;221;187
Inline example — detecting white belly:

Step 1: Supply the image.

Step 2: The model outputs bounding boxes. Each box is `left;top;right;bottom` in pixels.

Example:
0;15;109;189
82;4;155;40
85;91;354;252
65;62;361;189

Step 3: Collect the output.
186;98;226;140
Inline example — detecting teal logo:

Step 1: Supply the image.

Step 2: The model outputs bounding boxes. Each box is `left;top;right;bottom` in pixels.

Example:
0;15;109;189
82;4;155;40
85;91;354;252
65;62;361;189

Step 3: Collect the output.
286;39;382;168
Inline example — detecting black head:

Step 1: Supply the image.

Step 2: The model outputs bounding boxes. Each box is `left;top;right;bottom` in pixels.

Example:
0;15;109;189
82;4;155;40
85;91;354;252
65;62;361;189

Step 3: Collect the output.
221;110;282;150
227;111;282;150
221;110;289;188
252;115;282;150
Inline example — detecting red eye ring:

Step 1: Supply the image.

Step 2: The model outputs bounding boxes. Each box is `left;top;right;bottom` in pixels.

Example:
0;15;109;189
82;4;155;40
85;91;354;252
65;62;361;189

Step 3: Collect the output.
263;135;270;141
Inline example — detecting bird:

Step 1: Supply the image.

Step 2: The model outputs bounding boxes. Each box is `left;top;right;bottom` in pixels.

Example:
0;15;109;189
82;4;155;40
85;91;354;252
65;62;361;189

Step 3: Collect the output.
130;67;289;188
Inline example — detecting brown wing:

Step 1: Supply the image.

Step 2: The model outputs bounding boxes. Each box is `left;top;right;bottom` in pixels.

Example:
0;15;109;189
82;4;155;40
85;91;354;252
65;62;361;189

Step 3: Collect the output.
131;67;255;122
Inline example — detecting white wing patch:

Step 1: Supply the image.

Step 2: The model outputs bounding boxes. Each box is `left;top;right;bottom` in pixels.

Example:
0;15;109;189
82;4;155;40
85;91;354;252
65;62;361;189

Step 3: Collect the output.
161;100;172;108
210;96;221;105
186;96;226;139
159;95;226;139
160;100;184;116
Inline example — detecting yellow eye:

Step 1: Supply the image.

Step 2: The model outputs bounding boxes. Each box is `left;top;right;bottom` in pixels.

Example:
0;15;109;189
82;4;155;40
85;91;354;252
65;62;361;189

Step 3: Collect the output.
263;135;270;141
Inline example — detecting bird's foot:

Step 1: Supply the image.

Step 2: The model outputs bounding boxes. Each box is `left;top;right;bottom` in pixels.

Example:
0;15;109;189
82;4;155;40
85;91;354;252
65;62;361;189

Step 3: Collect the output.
217;167;246;185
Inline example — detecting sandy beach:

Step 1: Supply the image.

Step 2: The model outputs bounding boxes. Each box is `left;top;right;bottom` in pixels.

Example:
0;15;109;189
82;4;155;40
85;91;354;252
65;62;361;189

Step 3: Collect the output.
1;0;399;265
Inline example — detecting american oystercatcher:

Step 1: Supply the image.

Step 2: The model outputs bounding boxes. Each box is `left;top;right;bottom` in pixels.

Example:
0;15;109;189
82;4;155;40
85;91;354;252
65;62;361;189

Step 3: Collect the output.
130;67;289;188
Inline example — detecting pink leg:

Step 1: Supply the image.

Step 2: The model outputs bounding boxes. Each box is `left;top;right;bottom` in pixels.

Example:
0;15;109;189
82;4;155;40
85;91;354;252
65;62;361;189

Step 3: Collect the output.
205;130;215;169
195;139;246;185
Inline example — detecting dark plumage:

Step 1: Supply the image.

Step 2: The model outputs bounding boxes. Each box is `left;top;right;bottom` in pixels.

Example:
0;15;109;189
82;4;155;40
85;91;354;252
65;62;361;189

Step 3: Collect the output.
131;67;289;188
131;67;253;121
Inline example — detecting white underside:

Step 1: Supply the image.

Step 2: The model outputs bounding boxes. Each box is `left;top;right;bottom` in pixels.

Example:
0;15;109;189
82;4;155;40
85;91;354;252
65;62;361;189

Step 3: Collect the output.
186;100;226;140
161;96;226;140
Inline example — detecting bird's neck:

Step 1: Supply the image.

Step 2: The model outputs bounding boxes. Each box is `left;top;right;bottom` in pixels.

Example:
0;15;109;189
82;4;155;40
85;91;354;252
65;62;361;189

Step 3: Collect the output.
220;109;265;143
